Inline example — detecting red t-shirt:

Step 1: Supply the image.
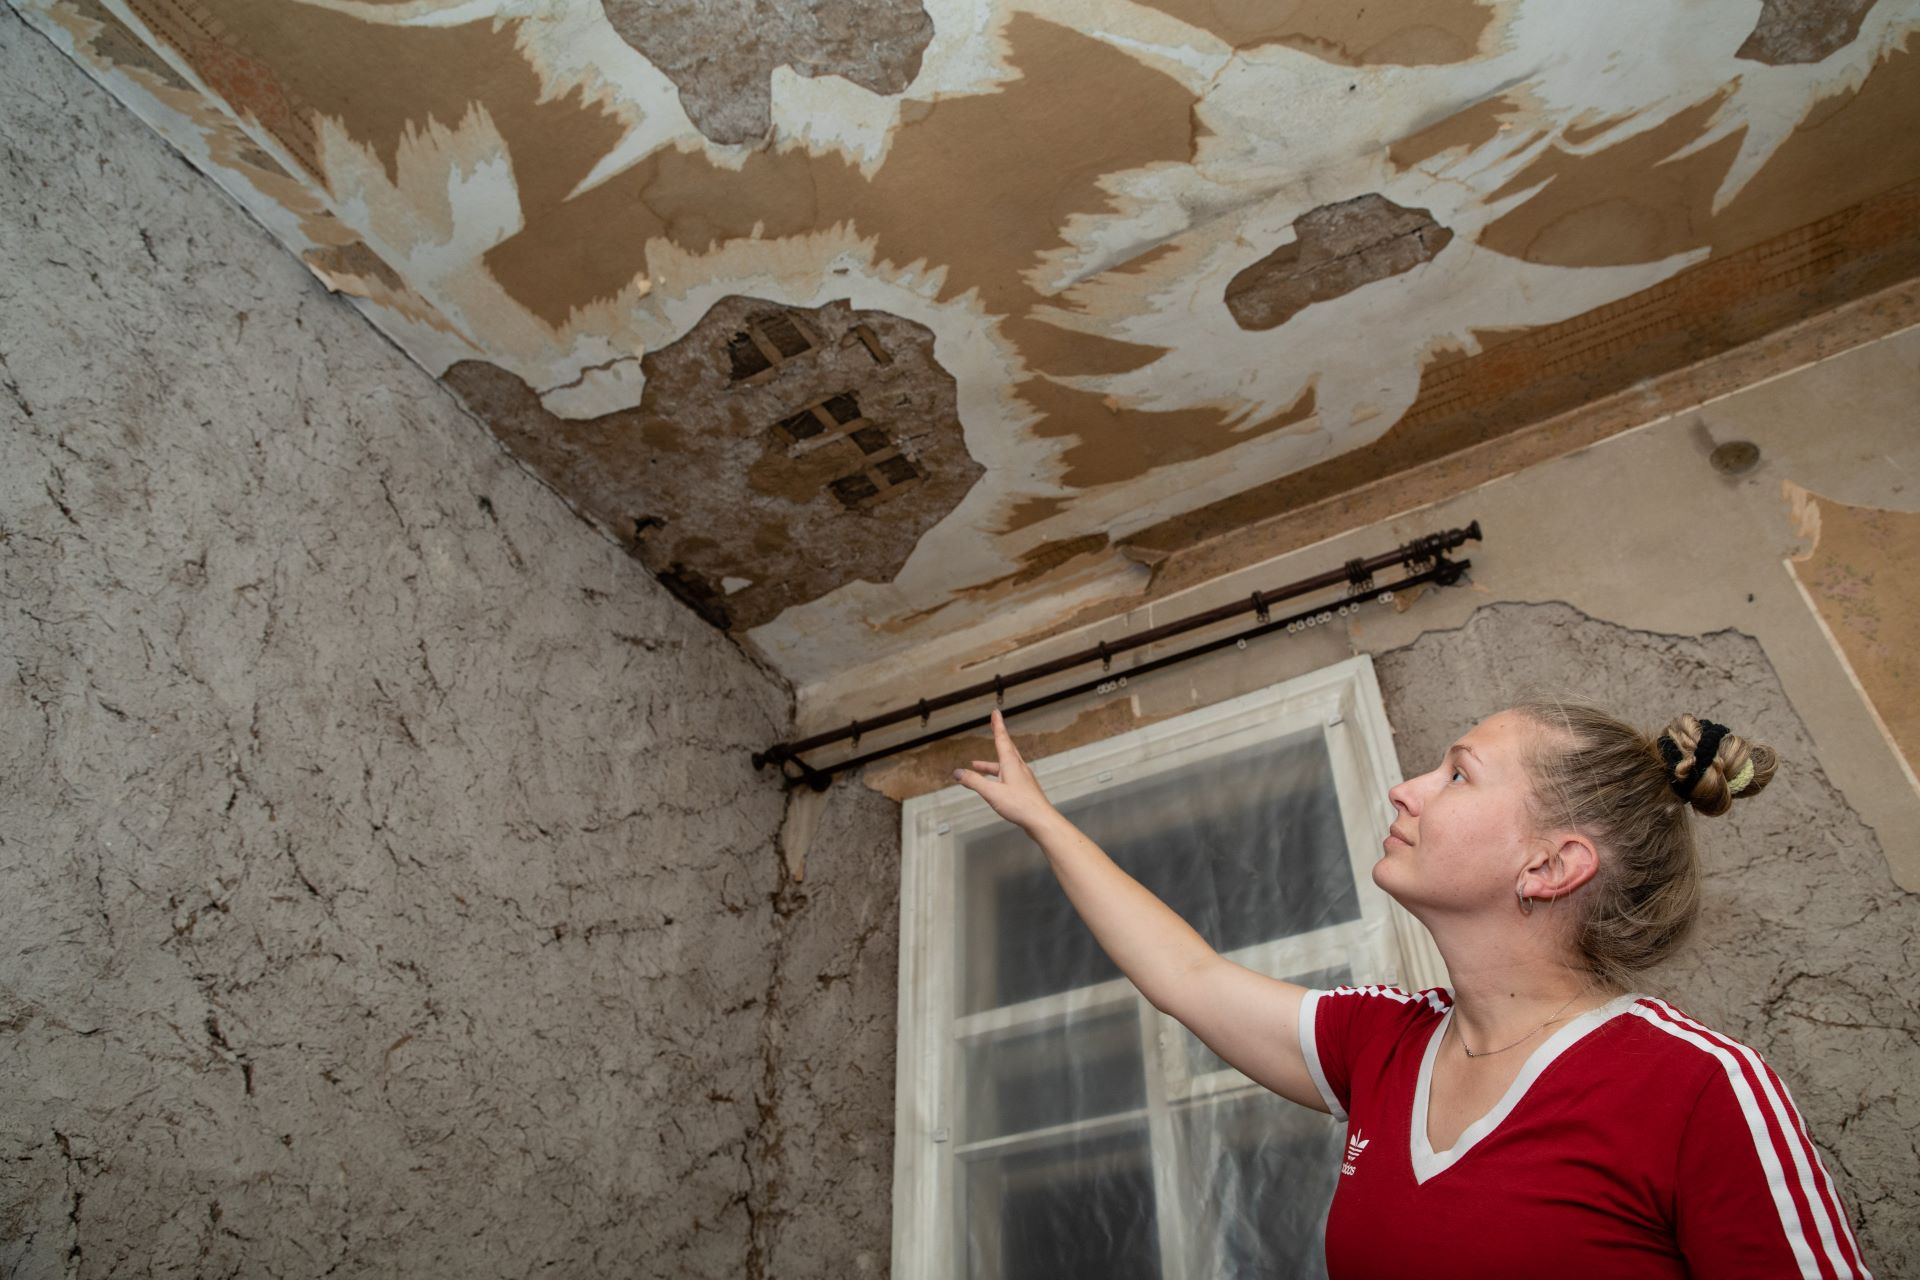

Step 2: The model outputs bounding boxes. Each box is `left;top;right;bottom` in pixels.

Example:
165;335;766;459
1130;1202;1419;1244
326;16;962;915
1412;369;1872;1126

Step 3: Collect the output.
1298;985;1871;1279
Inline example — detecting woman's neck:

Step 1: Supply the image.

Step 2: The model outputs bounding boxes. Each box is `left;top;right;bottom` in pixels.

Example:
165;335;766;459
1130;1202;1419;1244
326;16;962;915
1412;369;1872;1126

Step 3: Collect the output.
1432;922;1616;1048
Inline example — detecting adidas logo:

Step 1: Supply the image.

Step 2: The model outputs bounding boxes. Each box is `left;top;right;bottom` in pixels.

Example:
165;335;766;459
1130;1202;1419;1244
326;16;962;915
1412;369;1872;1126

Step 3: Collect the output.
1340;1130;1370;1177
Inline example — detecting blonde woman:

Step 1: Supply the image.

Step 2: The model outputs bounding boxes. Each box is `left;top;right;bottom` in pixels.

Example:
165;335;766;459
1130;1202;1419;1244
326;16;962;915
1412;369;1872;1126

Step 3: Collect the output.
953;702;1870;1278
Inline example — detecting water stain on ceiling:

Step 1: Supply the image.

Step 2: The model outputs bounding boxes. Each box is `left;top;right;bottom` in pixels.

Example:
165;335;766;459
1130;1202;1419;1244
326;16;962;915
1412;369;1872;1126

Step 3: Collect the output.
17;0;1920;694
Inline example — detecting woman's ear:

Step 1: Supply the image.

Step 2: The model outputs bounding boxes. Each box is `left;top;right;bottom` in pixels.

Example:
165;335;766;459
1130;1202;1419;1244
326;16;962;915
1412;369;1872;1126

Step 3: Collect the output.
1521;833;1601;904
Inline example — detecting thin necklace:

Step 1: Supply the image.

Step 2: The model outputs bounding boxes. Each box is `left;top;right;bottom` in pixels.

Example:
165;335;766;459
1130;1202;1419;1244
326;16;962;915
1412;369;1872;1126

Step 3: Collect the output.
1458;991;1584;1058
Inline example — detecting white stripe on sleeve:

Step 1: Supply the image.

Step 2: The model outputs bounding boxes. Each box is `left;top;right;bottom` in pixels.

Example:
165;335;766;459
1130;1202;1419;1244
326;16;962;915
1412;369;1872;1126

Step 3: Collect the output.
1649;1000;1868;1280
1296;990;1346;1122
1628;1005;1827;1279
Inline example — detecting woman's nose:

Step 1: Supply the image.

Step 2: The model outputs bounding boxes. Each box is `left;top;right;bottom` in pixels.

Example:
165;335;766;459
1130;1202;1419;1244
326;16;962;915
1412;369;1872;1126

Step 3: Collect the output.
1387;779;1414;815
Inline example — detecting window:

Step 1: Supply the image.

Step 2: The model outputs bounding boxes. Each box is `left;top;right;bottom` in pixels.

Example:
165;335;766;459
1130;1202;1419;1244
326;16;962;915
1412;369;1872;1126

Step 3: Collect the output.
894;655;1442;1279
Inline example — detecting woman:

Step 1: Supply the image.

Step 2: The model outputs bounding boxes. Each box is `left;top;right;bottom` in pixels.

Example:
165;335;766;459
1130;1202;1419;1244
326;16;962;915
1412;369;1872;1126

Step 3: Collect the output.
953;700;1871;1278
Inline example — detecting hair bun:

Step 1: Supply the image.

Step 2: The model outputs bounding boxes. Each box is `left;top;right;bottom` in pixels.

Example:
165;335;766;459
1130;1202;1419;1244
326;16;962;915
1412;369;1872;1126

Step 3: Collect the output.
1657;714;1778;817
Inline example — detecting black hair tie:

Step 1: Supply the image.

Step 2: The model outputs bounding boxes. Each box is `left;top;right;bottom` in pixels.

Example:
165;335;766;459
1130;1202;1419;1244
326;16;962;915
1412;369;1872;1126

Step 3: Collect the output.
1657;719;1731;800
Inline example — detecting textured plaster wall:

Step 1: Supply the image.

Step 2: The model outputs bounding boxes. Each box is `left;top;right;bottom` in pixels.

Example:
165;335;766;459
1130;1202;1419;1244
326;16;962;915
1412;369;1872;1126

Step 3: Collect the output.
756;780;905;1276
0;14;903;1277
1374;602;1919;1274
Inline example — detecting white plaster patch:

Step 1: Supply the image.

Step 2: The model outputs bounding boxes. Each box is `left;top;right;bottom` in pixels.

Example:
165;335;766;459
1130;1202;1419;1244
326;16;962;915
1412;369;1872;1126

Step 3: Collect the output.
766;68;920;176
539;355;648;419
758;0;1032;176
277;0;519;23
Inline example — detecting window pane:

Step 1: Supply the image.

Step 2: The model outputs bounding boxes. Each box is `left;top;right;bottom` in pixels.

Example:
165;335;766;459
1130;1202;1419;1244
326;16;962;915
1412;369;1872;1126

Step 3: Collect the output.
957;726;1359;1013
964;1126;1160;1280
1168;1090;1343;1279
962;1005;1145;1143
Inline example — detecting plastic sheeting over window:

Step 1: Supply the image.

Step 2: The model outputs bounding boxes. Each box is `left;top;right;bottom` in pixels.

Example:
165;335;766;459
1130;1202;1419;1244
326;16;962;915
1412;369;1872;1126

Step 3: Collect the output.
947;726;1380;1278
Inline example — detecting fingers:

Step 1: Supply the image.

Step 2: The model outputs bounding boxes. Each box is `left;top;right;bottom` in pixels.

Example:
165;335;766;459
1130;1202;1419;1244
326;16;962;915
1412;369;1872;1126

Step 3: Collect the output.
990;708;1024;764
969;761;1000;775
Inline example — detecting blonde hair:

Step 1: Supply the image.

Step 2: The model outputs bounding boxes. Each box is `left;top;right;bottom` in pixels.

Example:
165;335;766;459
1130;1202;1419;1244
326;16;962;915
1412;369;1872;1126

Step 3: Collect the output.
1507;699;1779;991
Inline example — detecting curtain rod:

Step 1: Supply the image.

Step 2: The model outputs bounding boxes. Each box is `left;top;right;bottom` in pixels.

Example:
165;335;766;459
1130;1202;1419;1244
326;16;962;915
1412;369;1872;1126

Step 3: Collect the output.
753;520;1481;789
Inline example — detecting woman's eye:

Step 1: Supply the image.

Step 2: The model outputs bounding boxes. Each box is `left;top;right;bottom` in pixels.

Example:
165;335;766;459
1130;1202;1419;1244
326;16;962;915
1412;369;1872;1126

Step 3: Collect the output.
1451;768;1466;783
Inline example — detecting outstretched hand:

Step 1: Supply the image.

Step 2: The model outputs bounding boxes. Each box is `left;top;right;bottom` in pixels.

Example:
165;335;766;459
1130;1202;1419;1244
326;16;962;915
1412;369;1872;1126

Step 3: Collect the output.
952;708;1059;832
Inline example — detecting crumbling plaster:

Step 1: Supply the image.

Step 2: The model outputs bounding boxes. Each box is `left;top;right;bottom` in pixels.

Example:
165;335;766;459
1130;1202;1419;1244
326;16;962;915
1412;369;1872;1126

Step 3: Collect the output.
1785;488;1920;791
0;16;895;1277
841;321;1920;894
444;296;981;635
599;0;933;146
11;0;1920;692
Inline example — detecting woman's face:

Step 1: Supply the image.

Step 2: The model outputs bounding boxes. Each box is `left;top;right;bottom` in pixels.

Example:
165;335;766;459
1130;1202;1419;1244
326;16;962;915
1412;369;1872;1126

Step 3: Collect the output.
1373;710;1550;920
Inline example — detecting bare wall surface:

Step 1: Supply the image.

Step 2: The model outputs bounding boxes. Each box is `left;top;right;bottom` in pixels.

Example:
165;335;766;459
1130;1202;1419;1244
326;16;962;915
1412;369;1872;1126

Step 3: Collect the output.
757;778;904;1277
0;13;837;1276
1374;602;1919;1274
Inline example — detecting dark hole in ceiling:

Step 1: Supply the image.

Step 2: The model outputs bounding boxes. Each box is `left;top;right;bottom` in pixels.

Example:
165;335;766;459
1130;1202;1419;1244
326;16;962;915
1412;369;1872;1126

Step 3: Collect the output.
754;310;815;359
728;332;773;380
876;453;920;486
822;391;862;424
830;472;882;508
777;405;826;440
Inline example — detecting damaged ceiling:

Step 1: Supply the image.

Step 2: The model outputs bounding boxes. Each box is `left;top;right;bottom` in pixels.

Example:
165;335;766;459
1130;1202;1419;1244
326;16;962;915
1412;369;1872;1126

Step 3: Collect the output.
16;0;1920;695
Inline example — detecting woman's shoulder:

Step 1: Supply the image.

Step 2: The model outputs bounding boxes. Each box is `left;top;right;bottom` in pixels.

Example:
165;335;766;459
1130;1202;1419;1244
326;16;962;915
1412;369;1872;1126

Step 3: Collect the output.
1318;981;1453;1014
1605;994;1790;1089
1308;982;1454;1039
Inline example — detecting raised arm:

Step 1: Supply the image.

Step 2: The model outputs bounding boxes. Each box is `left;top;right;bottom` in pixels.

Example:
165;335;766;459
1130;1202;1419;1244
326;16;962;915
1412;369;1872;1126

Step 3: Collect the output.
952;709;1332;1112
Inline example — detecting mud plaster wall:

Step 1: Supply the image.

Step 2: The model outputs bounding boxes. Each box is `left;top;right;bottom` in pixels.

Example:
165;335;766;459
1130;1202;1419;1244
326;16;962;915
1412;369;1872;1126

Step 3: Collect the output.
0;17;903;1278
755;777;905;1275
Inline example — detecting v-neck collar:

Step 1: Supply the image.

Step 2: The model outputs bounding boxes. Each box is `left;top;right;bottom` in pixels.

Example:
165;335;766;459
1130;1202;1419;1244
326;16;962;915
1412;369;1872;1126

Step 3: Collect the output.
1409;991;1642;1185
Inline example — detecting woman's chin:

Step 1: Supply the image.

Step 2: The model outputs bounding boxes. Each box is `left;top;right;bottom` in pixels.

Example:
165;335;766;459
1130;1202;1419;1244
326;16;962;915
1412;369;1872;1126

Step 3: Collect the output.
1371;858;1431;919
1370;857;1406;899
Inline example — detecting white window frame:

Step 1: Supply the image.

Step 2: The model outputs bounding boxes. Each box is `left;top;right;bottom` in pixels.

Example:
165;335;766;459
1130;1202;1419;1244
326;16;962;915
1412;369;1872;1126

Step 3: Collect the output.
890;654;1444;1280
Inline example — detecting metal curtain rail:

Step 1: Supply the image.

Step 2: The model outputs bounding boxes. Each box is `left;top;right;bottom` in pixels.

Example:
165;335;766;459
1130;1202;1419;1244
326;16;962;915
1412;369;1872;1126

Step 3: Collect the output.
753;520;1481;789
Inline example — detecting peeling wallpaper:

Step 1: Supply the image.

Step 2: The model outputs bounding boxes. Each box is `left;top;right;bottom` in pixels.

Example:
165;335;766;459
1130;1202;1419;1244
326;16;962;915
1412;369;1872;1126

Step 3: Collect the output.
1786;485;1920;788
13;0;1920;690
